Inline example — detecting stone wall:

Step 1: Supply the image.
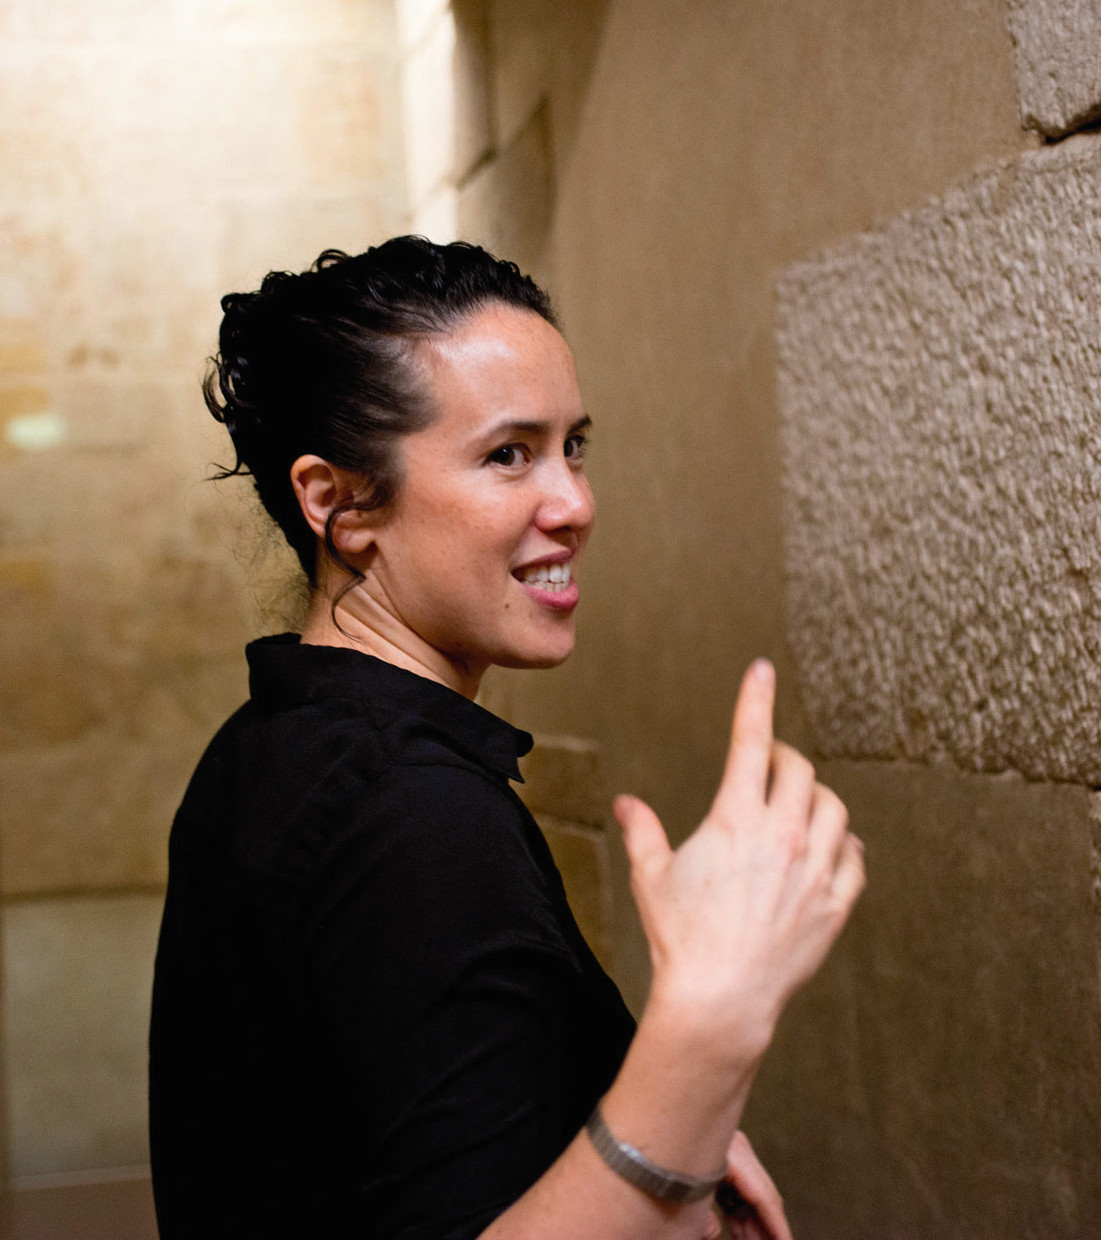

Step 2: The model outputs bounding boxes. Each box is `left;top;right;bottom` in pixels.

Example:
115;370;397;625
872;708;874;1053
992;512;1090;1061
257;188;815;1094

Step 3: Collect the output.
449;0;1101;1235
0;0;406;1219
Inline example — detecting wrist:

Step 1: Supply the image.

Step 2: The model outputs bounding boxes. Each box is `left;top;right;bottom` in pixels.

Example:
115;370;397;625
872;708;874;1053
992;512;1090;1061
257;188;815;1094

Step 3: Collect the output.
643;971;778;1070
593;986;769;1186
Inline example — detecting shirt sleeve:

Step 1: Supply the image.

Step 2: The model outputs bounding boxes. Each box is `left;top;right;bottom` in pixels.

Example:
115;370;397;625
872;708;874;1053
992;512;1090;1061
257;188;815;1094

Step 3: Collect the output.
293;759;585;1238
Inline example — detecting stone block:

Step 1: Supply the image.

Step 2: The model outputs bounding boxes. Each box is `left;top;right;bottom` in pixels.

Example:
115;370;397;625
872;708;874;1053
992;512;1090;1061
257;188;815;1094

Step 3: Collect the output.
51;378;170;452
2;894;164;1176
0;50;95;205
518;735;612;969
56;553;250;663
181;0;395;52
84;50;285;203
0;208;96;373
1005;0;1101;137
0;383;52;460
0;557;99;748
534;814;612;972
17;0;172;43
216;195;398;296
0;731;209;896
0;548;251;751
457;99;553;283
395;0;450;53
452;0;493;183
778;135;1101;782
0;433;202;558
292;55;402;200
6;1173;157;1240
408;185;459;243
745;760;1101;1240
488;0;556;151
1090;792;1101;947
518;733;606;826
0;317;48;374
401;6;458;208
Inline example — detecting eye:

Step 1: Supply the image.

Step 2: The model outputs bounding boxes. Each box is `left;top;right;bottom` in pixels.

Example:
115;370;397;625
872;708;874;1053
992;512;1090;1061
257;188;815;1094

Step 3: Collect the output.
564;431;589;461
487;443;528;468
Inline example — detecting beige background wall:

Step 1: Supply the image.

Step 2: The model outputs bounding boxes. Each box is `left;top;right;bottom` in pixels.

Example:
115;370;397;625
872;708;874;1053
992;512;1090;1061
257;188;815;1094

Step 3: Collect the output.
450;0;1101;1235
3;0;1101;1236
0;0;407;1221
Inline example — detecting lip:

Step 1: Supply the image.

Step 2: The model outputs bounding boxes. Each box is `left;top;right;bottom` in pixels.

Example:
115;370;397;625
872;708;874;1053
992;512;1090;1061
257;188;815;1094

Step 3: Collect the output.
512;549;580;611
511;548;575;574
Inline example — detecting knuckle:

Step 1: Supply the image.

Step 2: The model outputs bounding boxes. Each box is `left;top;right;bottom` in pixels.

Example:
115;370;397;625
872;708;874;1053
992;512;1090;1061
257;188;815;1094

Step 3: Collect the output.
779;824;808;860
817;783;847;823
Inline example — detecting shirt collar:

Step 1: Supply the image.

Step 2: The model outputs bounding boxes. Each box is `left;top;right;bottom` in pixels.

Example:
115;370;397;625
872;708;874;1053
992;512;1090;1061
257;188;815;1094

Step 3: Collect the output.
245;633;532;783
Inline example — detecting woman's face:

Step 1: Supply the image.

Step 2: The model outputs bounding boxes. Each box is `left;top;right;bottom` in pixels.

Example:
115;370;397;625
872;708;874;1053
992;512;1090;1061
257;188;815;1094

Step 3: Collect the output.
364;303;595;689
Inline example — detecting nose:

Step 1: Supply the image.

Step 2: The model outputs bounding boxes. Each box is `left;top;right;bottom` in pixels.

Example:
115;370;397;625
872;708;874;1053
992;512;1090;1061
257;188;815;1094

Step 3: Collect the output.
535;459;595;535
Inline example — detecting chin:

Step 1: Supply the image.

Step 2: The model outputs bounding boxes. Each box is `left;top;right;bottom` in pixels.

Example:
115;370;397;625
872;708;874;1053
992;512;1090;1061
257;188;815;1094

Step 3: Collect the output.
495;642;575;671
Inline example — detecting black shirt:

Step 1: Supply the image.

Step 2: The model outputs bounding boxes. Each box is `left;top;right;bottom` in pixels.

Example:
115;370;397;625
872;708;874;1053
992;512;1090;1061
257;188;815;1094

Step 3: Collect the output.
149;635;636;1239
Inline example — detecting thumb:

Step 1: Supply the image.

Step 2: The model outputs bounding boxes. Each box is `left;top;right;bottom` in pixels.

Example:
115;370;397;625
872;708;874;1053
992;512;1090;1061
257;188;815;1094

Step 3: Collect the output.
614;794;671;877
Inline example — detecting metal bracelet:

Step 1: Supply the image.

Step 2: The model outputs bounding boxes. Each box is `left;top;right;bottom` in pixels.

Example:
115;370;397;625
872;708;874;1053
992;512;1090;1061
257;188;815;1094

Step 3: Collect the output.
585;1105;725;1205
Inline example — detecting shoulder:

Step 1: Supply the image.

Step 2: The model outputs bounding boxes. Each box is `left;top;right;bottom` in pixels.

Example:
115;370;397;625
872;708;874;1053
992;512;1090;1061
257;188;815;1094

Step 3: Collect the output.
307;759;572;966
331;760;544;902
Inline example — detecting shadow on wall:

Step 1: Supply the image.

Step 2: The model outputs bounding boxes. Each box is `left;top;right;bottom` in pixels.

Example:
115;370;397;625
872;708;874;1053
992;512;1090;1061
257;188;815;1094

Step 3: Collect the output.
404;0;614;289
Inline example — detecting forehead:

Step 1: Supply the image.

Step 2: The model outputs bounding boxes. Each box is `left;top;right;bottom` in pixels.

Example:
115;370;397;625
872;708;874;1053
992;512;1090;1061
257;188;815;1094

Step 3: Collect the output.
415;304;582;430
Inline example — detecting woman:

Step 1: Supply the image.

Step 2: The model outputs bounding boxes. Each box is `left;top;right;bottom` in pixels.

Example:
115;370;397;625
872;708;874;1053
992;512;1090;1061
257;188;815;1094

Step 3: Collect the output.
149;237;864;1239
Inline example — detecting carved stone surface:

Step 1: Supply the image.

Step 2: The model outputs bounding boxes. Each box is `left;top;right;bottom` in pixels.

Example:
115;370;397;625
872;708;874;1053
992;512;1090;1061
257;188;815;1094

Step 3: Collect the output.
1005;0;1101;137
778;135;1101;781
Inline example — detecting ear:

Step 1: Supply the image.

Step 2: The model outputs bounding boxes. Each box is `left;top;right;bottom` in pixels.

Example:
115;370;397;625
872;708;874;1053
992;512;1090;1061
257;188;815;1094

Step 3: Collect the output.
289;454;376;558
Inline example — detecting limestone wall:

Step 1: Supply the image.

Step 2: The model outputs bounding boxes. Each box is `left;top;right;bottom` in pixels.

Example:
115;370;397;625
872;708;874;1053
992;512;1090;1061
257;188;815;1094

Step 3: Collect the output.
450;0;1101;1235
0;0;406;1217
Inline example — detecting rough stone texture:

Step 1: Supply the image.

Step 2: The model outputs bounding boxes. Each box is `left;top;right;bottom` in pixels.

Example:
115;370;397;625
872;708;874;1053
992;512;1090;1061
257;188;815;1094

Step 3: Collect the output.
778;134;1101;782
745;760;1101;1240
3;895;163;1176
1090;792;1101;973
1005;0;1101;138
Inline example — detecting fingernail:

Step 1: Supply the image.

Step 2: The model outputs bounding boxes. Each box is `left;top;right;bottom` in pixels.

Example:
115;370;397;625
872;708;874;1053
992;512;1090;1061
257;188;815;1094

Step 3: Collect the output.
752;658;774;684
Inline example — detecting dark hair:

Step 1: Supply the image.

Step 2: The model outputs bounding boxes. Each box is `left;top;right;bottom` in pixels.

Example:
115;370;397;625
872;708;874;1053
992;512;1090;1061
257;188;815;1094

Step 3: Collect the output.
204;236;557;584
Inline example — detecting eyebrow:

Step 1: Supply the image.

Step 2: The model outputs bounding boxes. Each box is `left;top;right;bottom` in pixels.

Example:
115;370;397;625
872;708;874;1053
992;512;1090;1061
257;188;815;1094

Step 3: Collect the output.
480;413;593;441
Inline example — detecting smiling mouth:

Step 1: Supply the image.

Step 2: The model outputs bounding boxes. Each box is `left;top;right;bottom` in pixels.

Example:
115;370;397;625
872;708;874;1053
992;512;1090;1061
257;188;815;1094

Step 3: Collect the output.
515;562;573;593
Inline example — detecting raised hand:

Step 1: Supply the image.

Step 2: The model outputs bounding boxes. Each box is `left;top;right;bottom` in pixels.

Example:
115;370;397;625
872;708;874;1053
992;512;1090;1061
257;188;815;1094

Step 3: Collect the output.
614;659;865;1057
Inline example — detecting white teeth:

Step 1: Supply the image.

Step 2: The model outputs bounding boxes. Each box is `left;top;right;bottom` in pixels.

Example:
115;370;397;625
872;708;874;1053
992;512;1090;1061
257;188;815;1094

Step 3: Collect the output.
519;562;572;590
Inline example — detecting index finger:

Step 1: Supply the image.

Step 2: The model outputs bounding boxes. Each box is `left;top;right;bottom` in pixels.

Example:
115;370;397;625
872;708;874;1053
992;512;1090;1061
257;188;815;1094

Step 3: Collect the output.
718;658;775;802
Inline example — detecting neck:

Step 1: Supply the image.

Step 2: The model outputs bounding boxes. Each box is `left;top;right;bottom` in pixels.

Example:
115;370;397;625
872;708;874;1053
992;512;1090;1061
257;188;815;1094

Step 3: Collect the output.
299;572;486;701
